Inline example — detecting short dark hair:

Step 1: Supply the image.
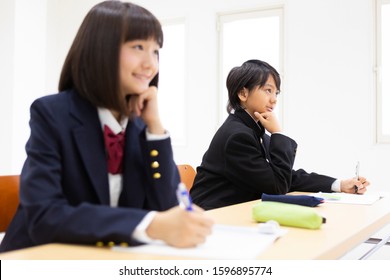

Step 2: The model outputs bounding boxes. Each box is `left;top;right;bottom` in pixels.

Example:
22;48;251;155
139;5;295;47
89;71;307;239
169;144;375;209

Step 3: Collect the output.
226;59;281;113
59;1;163;116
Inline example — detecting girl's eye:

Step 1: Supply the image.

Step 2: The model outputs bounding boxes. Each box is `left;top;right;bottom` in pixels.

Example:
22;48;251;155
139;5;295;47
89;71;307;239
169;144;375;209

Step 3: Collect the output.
266;89;272;94
133;45;143;50
154;49;159;56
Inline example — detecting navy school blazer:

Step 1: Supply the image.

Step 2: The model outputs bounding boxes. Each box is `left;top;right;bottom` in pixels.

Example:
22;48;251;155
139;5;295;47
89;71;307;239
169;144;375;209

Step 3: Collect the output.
190;108;336;210
0;89;179;252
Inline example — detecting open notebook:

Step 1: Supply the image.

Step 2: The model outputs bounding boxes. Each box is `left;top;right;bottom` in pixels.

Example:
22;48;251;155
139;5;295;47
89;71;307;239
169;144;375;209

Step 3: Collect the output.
313;192;383;205
113;224;286;259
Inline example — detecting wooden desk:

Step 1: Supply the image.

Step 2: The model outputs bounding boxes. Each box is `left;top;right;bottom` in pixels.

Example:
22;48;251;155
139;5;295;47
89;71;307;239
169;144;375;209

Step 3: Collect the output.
1;194;390;260
209;195;390;259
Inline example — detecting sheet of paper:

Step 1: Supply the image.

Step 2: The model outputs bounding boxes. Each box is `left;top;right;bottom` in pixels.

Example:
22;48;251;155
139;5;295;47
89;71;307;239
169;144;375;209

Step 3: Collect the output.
313;192;382;205
113;224;285;259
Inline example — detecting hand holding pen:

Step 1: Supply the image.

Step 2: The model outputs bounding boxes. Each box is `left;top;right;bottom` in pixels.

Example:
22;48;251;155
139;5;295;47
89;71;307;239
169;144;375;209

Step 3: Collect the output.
353;161;370;194
145;183;214;248
354;161;361;194
340;161;370;194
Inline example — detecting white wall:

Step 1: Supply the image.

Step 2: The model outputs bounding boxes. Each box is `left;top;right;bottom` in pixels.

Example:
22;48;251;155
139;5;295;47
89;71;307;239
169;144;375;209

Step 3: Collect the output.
1;0;389;193
1;0;47;174
0;0;15;174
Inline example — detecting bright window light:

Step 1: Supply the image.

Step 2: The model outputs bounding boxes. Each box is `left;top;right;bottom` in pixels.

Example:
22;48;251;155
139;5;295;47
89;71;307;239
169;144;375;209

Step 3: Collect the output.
159;22;186;145
218;9;282;125
380;3;390;136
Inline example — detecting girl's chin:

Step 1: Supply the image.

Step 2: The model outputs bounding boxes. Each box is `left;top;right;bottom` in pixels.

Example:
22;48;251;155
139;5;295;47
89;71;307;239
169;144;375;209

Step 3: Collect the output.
123;85;150;96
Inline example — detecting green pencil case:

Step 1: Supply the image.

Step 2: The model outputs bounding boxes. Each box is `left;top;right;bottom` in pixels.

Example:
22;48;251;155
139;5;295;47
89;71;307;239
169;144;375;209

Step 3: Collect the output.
252;201;325;229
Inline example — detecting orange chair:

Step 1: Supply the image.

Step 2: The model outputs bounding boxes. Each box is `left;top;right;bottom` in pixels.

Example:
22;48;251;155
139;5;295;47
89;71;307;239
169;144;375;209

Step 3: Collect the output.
177;164;196;191
0;175;20;232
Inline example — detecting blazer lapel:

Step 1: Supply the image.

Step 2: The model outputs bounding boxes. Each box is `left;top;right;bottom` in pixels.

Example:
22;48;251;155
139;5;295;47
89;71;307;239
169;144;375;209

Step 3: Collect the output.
234;108;270;160
69;92;110;205
118;119;146;207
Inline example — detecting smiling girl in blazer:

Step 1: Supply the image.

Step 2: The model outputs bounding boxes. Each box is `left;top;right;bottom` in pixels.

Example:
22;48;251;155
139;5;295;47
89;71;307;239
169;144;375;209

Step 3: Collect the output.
0;0;213;252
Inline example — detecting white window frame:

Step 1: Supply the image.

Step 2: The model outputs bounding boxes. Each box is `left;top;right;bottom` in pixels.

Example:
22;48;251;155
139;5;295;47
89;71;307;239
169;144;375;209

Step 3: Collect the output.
217;7;284;127
376;0;390;143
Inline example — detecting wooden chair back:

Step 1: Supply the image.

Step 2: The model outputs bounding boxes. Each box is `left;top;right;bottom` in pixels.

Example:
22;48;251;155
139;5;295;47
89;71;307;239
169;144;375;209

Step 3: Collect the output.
0;175;20;232
177;164;196;191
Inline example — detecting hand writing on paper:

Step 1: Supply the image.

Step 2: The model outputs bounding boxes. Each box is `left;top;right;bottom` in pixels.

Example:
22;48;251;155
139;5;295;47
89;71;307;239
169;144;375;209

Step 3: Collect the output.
340;177;370;194
146;205;214;248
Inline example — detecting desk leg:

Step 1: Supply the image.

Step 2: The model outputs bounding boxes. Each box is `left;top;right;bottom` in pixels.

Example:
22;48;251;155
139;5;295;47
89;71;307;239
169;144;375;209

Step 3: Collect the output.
359;235;390;259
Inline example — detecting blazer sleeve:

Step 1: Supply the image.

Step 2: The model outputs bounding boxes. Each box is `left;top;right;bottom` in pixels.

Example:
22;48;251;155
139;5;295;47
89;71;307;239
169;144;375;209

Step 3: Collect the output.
291;169;336;193
132;129;180;210
262;131;336;193
224;132;298;195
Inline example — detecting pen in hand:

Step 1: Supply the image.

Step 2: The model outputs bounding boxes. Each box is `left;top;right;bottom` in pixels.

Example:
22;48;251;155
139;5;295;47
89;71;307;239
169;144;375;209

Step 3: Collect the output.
176;183;193;211
354;161;360;194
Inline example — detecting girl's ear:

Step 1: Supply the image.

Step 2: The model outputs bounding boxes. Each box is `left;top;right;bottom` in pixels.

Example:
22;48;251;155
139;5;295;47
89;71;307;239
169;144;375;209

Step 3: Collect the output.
238;88;248;102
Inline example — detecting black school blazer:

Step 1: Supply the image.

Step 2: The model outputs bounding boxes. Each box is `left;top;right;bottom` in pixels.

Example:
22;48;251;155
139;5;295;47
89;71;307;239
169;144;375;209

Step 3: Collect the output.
190;108;335;210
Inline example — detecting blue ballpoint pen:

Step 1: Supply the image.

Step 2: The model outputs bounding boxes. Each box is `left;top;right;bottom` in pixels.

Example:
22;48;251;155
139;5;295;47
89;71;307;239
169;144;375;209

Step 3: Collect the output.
176;183;193;211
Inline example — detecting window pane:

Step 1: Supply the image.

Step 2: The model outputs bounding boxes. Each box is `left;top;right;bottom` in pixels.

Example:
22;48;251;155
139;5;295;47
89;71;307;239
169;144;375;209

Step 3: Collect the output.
159;23;186;145
381;4;390;135
219;11;281;124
